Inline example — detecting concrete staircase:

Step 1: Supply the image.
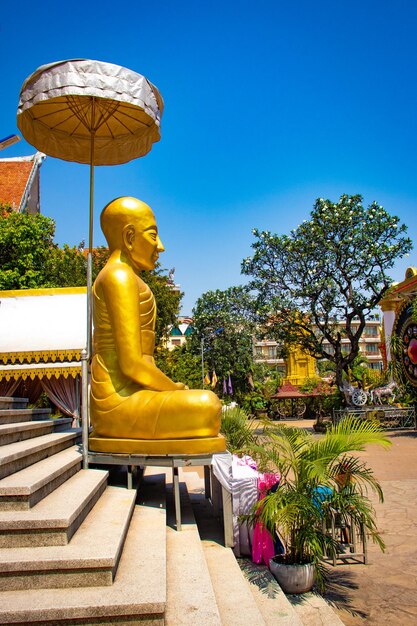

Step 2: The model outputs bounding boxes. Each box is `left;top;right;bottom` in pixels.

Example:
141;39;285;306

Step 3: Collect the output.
0;396;344;625
0;396;165;625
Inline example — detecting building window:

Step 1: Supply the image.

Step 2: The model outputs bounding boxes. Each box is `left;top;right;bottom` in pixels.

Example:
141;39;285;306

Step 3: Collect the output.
268;346;277;359
369;362;382;370
366;343;379;353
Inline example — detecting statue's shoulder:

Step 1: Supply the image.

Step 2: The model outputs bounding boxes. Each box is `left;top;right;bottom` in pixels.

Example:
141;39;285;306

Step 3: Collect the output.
95;260;140;295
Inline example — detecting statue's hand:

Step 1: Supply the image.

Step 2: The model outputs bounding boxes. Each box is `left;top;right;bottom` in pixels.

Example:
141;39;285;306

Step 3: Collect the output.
174;382;188;390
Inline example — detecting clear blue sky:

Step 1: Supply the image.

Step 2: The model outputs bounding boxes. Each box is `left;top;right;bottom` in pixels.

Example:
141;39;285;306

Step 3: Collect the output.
1;1;417;313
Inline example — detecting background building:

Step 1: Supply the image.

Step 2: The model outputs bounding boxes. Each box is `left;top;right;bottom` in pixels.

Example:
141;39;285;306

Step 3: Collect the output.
166;317;193;350
254;313;384;382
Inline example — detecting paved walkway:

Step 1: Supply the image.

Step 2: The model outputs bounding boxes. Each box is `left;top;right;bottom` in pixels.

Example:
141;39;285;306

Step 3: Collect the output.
275;419;417;625
325;429;417;625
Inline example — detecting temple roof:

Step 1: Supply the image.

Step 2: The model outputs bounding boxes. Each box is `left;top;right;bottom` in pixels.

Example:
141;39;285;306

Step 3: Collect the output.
272;380;323;398
0;152;45;212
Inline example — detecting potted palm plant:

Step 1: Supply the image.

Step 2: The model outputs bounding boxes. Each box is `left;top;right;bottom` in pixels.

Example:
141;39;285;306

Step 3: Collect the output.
246;416;390;593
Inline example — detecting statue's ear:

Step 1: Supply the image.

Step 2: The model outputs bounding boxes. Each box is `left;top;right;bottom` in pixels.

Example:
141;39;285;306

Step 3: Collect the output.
123;224;135;250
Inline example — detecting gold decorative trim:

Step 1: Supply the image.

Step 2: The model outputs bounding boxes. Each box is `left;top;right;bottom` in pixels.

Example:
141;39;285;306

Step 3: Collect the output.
0;350;82;365
0;287;86;298
0;366;82;381
392;298;414;336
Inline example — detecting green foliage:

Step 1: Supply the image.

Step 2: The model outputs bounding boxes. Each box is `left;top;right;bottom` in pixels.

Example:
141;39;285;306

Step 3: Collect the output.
299;376;323;394
45;243;90;287
241;389;268;415
244;417;390;588
190;286;256;398
0;206;55;289
241;370;282;416
156;344;202;388
347;354;384;388
142;266;182;344
242;194;413;390
220;406;258;454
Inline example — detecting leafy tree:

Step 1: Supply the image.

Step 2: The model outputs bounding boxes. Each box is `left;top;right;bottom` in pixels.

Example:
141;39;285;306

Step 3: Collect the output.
0;206;55;289
156;344;202;388
242;194;412;391
141;266;182;344
190;286;256;399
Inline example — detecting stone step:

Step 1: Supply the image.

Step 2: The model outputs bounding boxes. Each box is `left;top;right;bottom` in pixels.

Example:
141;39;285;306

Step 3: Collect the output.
0;486;136;590
0;397;28;410
0;446;82;510
0;474;167;624
0;418;72;446
0;469;108;547
0;408;51;425
181;471;267;626
163;478;222;625
203;542;267;626
238;560;303;626
0;431;79;480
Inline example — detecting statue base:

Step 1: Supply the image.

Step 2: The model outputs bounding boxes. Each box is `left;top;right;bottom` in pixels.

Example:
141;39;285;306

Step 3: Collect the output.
89;433;227;455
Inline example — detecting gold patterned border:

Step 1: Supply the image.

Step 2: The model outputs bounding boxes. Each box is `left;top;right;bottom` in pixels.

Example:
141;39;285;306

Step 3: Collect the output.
0;366;81;381
0;350;82;365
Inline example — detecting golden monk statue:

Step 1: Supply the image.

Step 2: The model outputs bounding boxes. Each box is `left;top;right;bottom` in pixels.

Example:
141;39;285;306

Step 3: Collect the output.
89;196;225;455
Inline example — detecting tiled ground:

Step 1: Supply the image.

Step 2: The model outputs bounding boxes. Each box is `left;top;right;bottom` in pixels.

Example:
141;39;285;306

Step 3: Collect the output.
322;429;417;625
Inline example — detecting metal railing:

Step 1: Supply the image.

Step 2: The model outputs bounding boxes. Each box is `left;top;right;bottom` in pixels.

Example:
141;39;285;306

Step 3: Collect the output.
333;406;416;429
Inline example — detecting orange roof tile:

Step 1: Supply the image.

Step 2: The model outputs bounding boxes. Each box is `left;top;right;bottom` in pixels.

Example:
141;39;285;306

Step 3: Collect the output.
0;160;32;209
0;153;45;211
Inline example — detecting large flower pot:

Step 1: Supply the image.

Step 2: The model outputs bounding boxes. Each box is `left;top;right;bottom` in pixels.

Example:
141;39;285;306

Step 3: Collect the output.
269;556;316;594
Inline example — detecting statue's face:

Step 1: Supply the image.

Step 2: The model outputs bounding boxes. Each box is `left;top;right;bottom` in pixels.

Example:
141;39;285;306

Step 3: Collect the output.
127;209;165;271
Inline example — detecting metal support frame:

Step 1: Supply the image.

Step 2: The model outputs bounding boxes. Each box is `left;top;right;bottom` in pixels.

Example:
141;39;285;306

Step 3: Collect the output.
88;451;234;545
81;349;89;469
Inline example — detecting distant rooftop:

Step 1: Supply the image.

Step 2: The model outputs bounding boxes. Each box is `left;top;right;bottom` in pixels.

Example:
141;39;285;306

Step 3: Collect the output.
0;152;45;213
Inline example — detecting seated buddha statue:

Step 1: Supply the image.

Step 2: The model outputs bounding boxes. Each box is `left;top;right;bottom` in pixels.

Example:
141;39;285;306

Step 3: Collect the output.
89;196;225;455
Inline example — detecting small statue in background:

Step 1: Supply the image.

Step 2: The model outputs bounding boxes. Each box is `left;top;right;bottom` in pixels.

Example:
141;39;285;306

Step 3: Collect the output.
89;196;225;454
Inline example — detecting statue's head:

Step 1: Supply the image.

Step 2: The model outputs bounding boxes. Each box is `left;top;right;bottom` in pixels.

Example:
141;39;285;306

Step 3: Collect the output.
100;196;165;271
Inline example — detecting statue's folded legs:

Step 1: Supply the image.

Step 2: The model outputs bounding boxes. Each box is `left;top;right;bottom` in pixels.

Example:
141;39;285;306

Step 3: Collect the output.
89;196;226;455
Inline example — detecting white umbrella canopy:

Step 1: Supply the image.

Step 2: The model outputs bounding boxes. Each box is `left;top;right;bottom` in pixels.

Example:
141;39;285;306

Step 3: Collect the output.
17;59;164;165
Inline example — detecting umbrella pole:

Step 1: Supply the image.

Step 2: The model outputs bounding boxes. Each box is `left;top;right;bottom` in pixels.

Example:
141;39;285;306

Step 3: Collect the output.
82;109;96;469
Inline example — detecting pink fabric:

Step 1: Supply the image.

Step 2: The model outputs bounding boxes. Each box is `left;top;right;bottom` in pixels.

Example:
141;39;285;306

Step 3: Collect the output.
252;520;276;565
258;472;280;494
252;472;280;565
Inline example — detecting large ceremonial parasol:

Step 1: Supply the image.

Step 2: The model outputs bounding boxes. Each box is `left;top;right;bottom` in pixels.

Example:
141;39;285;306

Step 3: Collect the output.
17;59;164;464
